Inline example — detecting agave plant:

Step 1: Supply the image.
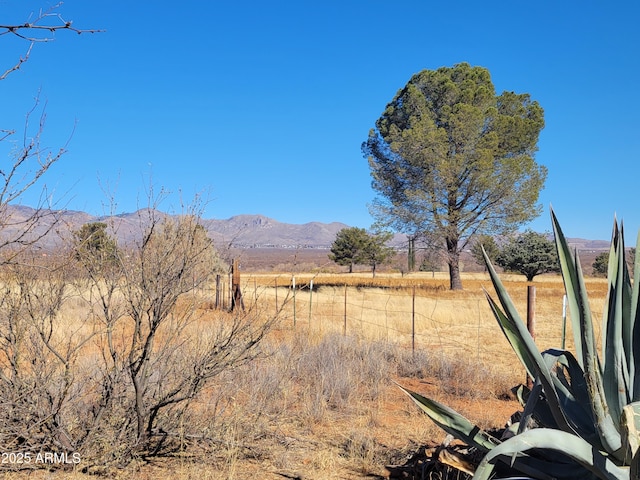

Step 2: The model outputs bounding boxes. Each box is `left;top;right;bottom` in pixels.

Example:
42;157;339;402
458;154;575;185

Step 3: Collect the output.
398;210;640;480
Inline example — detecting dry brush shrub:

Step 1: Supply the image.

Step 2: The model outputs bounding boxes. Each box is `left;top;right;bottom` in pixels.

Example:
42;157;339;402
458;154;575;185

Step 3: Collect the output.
72;208;277;468
178;331;403;477
0;249;97;462
291;333;395;417
0;205;278;473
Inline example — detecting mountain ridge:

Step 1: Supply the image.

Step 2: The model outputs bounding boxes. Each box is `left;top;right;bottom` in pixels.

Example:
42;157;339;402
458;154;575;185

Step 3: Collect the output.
1;205;352;249
0;205;610;252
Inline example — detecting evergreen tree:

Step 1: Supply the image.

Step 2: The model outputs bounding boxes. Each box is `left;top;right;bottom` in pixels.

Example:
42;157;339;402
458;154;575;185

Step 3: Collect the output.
73;222;119;268
364;63;546;289
329;227;370;273
329;227;394;275
496;230;559;281
361;231;394;277
592;251;609;277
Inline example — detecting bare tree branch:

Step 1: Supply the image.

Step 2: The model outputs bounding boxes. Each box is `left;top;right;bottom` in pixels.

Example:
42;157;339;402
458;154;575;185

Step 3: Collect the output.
0;5;100;254
0;94;71;206
0;43;33;81
0;3;103;82
0;3;103;41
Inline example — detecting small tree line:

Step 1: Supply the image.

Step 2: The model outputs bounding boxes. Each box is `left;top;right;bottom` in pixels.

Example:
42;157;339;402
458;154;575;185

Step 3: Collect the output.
471;231;638;280
329;227;562;282
328;227;394;277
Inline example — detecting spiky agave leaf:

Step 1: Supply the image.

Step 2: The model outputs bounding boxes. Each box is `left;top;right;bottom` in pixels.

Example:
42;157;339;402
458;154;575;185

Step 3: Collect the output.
399;211;640;479
395;383;591;479
540;349;595;436
483;247;580;438
630;231;640;401
551;209;624;458
473;429;629;480
602;219;632;427
550;208;591;368
395;382;500;452
511;349;602;449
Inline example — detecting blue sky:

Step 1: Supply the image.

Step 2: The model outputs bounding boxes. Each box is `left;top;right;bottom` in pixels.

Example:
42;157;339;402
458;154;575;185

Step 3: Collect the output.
1;1;639;241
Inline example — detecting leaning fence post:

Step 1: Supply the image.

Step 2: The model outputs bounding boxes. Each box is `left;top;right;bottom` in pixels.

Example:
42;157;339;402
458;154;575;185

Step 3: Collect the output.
231;258;244;311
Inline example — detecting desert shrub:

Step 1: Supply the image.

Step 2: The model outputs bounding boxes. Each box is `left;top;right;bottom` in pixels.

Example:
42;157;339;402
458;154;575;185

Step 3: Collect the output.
391;348;514;400
293;333;393;410
0;208;276;471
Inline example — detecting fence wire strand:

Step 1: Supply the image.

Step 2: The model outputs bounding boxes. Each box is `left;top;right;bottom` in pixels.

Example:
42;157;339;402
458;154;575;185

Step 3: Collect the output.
220;275;575;381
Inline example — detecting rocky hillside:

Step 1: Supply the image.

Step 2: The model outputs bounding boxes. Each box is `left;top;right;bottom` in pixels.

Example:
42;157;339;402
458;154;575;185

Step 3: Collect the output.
200;214;349;248
0;206;351;249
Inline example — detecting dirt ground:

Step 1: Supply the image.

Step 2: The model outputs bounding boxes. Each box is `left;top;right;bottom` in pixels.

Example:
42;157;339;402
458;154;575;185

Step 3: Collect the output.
0;373;519;480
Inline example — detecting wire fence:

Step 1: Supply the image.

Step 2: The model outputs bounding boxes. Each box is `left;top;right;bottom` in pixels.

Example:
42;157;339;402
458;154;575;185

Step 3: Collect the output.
208;273;578;379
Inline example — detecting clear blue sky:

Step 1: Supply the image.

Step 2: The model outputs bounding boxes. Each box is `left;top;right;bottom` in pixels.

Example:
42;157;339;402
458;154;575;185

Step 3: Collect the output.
1;1;639;241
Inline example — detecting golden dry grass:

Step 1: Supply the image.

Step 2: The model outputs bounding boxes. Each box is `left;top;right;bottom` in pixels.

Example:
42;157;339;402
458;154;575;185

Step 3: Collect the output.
3;271;611;479
241;271;608;382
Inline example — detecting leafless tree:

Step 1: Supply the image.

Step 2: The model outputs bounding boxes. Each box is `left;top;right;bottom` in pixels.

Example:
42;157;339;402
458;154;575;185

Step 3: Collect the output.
0;8;279;469
0;249;96;456
0;190;278;470
0;3;101;262
65;194;276;465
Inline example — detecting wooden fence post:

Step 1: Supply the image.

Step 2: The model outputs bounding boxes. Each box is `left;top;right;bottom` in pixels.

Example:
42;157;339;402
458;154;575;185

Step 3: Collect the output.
308;279;313;326
292;276;296;328
231;258;244;311
215;274;221;309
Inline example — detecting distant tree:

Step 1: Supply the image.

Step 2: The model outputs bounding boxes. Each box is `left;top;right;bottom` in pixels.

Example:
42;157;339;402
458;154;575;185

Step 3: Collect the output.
361;231;395;278
363;62;546;290
471;235;500;271
418;253;438;274
592;248;636;277
496;230;559;281
592;251;609;277
73;222;118;268
329;227;370;273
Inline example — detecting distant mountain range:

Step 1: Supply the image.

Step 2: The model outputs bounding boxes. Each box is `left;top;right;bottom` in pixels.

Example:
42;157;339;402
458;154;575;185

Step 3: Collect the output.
200;214;352;248
0;205;355;250
0;205;610;252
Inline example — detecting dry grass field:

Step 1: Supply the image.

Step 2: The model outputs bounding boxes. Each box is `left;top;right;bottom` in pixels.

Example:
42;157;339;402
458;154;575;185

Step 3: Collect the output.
3;267;610;480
